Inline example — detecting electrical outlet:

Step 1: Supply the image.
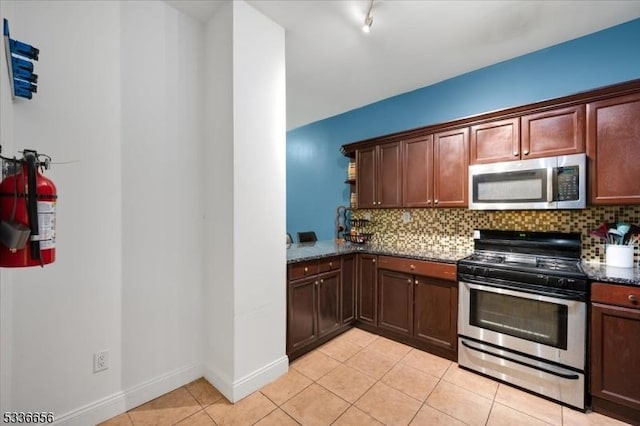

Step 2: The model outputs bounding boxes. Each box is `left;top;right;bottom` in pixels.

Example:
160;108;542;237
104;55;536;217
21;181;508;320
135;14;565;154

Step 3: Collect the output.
94;350;109;373
364;211;371;220
402;210;411;223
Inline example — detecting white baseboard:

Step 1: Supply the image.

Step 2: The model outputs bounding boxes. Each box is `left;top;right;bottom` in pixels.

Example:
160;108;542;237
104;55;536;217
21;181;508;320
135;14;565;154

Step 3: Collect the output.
52;364;202;426
204;355;289;403
44;356;288;425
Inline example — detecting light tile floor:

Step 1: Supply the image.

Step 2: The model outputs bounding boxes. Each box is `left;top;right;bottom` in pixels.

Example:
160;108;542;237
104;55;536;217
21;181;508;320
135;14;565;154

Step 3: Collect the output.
100;328;630;426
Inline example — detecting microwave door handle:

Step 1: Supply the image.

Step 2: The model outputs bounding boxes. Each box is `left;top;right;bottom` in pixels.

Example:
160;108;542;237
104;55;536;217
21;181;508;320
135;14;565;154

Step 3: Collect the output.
547;167;554;203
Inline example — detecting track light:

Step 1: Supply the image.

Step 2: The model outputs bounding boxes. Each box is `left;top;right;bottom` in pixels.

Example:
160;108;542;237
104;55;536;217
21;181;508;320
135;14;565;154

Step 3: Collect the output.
362;0;374;33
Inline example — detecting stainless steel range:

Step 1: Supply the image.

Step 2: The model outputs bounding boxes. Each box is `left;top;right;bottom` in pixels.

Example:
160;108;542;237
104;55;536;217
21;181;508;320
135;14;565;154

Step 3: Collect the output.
458;229;587;410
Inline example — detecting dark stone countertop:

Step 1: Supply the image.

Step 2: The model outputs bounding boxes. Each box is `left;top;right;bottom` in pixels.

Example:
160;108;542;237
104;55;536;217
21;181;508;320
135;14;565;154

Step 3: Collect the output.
287;240;640;285
582;262;640;286
286;240;470;265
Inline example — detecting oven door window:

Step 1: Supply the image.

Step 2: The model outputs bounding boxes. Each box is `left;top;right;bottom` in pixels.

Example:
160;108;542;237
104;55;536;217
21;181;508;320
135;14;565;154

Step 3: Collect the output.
470;288;568;350
473;169;547;203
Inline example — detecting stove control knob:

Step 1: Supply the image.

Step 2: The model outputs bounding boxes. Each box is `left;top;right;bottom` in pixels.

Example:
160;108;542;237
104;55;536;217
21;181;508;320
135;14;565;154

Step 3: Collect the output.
557;278;567;288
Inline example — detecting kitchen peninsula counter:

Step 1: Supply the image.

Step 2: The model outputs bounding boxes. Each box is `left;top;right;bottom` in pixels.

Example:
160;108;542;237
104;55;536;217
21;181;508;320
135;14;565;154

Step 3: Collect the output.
286;239;470;264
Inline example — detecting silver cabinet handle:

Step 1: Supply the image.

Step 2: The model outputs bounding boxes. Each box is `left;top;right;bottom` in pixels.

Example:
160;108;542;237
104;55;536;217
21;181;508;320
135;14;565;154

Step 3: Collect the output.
523;149;529;155
629;294;638;303
513;152;519;157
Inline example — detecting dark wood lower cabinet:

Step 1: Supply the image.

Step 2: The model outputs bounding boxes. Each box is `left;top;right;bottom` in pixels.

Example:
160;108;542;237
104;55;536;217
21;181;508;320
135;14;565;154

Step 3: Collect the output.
287;253;457;362
341;254;356;324
357;254;378;325
590;282;640;425
317;270;340;337
378;269;413;336
414;277;457;352
371;256;458;361
288;276;317;354
287;257;351;361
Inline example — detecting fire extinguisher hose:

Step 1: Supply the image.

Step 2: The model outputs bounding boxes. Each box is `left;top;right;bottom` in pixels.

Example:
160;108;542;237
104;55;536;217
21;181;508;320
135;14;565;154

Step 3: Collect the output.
25;152;40;261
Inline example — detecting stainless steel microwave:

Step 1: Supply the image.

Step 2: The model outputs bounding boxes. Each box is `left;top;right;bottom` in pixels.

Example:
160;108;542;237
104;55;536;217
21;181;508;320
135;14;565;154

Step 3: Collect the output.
469;153;586;210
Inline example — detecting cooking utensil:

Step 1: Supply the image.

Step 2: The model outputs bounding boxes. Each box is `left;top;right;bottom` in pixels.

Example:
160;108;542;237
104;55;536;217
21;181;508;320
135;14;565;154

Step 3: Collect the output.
608;229;624;244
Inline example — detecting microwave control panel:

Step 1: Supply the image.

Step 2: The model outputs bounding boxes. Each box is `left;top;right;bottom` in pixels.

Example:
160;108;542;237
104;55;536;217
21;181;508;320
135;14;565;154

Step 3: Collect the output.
554;166;580;201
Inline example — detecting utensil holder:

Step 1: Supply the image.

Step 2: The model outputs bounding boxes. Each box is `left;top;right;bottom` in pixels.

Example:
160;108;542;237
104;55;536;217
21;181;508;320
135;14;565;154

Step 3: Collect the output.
606;244;634;268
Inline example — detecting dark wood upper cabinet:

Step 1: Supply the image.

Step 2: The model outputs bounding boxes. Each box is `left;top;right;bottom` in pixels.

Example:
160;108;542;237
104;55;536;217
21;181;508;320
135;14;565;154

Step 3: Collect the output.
378;142;403;207
433;128;469;207
402;134;433;208
356;142;402;208
356;147;376;208
587;92;640;205
470;118;520;164
343;80;640;208
521;105;585;159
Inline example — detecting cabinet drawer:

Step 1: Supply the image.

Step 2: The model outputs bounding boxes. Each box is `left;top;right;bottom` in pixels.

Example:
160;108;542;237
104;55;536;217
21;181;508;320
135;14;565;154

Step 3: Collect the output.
592;282;640;309
377;256;456;281
289;261;318;280
318;256;341;273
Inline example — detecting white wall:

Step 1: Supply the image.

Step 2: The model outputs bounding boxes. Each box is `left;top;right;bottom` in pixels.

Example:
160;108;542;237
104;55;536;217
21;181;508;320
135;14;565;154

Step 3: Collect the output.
203;0;236;395
203;0;287;402
120;0;204;396
1;0;285;421
7;1;124;419
231;0;287;391
0;1;205;423
0;0;16;416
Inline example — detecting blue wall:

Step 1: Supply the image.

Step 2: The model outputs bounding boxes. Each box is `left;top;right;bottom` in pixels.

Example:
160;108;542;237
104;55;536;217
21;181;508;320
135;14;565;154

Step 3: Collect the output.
286;18;640;241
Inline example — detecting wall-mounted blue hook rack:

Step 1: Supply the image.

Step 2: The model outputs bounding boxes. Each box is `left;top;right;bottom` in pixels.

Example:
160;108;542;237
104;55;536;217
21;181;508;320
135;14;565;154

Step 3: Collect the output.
3;18;39;100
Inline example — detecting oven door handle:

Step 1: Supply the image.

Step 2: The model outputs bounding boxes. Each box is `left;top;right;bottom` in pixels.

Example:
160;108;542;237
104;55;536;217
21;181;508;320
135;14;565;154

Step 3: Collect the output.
460;277;585;302
460;340;580;380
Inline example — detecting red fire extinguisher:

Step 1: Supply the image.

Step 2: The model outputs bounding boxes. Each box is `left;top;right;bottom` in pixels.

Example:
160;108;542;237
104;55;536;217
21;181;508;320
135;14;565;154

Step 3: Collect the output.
0;150;57;267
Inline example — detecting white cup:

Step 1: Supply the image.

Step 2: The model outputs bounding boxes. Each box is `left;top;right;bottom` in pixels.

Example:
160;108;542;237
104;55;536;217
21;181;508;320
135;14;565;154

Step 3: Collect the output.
605;244;634;268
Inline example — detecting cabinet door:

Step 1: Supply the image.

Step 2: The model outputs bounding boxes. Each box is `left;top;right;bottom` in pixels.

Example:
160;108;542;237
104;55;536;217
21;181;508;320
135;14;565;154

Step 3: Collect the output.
378;141;403;207
357;254;378;325
413;277;457;351
341;254;356;324
470;118;519;164
403;135;433;207
378;269;413;336
288;276;317;353
317;271;341;337
591;302;640;412
433;128;469;207
356;147;377;208
587;93;640;204
521;105;585;159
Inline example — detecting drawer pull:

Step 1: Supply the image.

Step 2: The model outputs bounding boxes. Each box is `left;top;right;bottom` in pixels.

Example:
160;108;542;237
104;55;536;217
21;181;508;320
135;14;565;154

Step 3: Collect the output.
315;281;319;286
523;149;529;155
372;259;376;263
407;278;412;283
304;267;308;272
410;264;415;270
629;294;638;303
320;279;324;283
329;262;333;267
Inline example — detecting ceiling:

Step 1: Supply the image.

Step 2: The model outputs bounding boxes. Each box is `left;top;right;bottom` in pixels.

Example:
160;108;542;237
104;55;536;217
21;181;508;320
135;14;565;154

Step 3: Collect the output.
166;1;640;130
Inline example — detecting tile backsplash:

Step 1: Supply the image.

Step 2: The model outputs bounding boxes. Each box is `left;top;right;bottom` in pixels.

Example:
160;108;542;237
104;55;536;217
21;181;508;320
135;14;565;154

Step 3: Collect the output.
352;206;640;264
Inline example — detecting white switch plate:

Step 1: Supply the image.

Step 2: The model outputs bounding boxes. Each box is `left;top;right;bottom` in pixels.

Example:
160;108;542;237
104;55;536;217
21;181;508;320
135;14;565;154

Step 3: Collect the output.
402;211;411;223
364;212;371;220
